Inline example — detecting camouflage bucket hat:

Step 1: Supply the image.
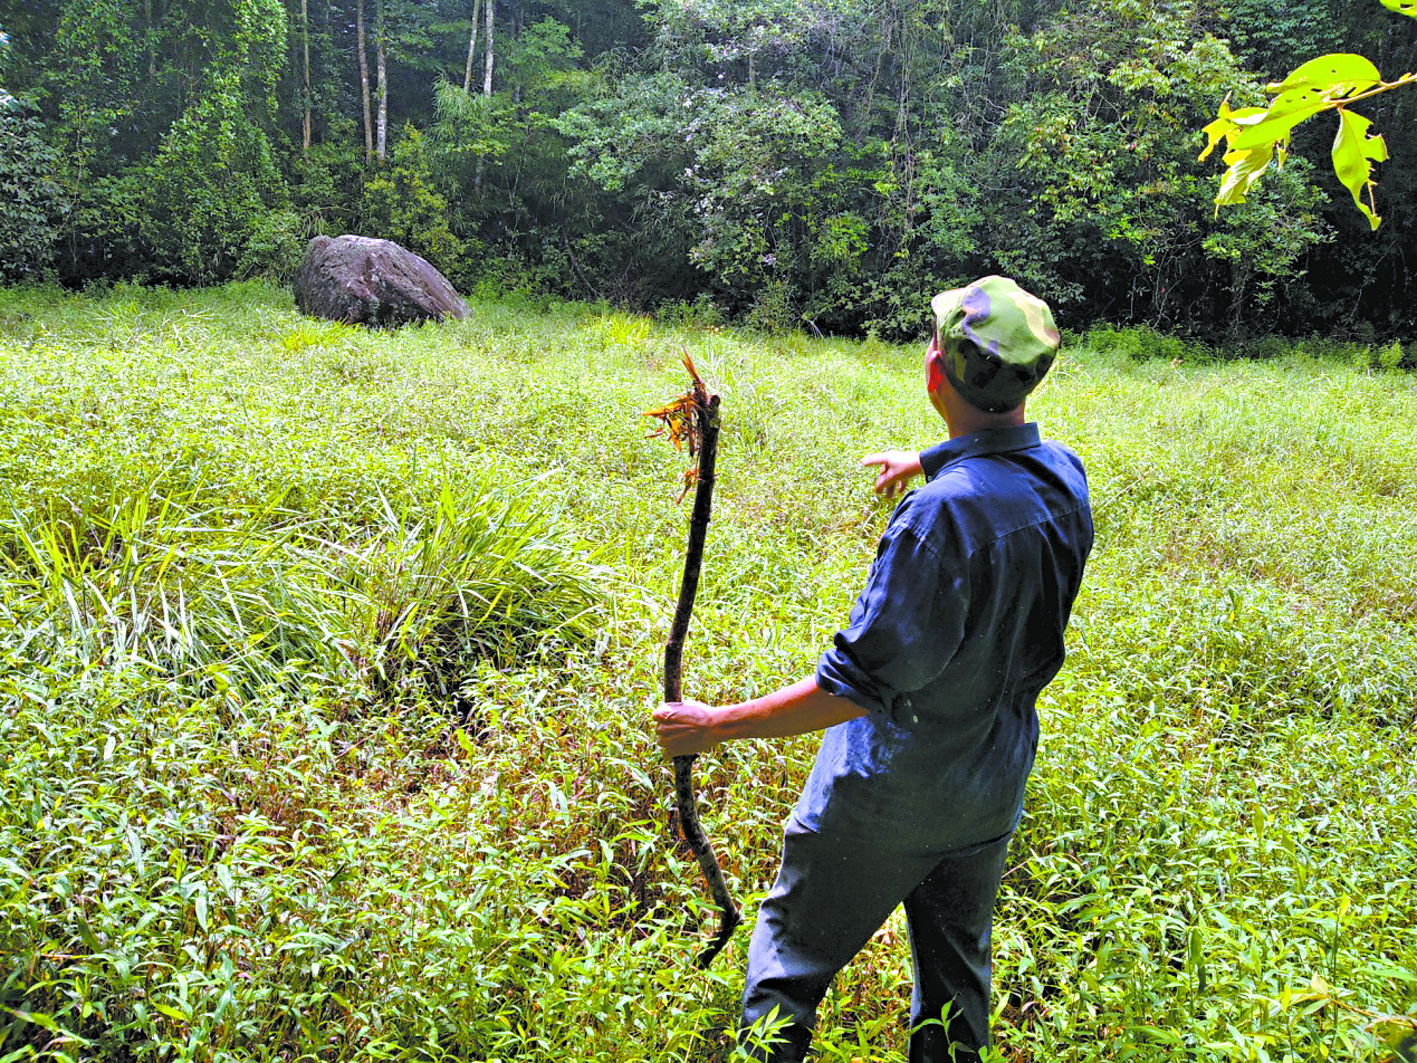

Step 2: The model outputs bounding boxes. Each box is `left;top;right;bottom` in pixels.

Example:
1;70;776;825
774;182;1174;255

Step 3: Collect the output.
931;275;1060;413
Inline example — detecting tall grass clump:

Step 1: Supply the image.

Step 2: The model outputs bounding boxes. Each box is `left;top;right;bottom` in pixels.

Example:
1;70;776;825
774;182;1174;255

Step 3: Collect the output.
0;280;1414;1061
0;469;600;705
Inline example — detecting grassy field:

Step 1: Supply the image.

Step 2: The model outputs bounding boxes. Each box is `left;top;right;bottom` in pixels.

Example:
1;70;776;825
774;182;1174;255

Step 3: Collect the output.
0;281;1414;1062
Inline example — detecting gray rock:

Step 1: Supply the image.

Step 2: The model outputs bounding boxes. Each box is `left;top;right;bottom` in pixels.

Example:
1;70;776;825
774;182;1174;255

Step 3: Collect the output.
293;235;468;327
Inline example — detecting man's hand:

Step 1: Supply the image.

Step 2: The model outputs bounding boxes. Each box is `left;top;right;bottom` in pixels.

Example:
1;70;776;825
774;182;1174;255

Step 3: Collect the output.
861;450;924;497
654;698;721;758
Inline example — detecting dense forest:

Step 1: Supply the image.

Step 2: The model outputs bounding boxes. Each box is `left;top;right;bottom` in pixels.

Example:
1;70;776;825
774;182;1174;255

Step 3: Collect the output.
2;0;1416;339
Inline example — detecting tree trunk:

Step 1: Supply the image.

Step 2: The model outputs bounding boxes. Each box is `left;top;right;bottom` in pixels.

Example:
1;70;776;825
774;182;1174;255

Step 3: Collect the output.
482;0;494;97
357;0;373;162
375;0;388;162
463;0;481;94
301;0;311;156
144;0;156;76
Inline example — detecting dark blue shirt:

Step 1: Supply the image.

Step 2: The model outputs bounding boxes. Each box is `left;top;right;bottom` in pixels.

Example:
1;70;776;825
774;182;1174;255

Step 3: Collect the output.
803;423;1092;854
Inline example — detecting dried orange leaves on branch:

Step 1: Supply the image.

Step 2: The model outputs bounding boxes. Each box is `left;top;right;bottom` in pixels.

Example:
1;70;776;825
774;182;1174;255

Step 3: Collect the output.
643;355;714;501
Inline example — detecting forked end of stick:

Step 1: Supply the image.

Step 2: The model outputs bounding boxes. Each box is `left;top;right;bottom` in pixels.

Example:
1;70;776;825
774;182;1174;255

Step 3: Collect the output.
695;905;744;970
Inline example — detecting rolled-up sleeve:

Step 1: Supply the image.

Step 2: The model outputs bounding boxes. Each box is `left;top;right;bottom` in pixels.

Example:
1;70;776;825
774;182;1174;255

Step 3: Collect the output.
816;517;969;715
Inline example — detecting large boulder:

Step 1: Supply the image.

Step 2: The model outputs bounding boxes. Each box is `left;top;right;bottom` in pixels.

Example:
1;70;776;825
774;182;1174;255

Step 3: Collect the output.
293;235;468;327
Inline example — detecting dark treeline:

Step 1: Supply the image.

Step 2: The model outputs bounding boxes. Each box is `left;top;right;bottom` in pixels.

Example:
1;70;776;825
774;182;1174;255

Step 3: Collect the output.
2;0;1415;339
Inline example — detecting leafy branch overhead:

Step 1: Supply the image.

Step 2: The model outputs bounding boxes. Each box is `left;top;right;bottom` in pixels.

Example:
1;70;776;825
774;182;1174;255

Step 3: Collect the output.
1200;0;1417;230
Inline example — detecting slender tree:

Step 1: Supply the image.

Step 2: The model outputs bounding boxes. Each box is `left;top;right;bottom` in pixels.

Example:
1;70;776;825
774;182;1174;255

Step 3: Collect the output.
482;0;494;97
144;0;157;76
356;0;373;161
463;0;482;93
374;0;387;160
300;0;311;155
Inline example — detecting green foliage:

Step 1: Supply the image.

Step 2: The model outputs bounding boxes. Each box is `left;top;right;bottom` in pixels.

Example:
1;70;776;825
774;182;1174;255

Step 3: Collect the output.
655;293;729;330
1348;337;1417;372
289;136;367;239
1201;2;1417;228
1380;338;1407;370
999;0;1328;332
360;124;463;279
30;0;294;284
853;142;983;338
0;102;61;283
7;0;1417;334
499;17;590;108
1221;0;1342;78
1085;323;1213;362
558;2;964;330
2;284;1417;1060
141;95;290;283
140;0;289;282
235;208;306;282
431;80;515;173
548;0;1353;336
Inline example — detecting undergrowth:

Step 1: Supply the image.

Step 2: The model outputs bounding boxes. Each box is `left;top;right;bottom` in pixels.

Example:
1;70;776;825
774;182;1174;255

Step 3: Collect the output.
0;281;1414;1061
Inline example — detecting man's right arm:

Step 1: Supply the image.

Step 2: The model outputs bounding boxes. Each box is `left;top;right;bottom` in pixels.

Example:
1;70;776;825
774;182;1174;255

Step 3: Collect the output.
654;677;867;759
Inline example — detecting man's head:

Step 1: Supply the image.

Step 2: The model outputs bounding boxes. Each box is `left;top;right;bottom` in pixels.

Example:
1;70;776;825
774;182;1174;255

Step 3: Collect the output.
928;276;1060;414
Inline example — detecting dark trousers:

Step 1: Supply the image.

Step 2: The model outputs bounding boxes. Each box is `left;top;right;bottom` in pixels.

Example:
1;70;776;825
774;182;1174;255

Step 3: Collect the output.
740;820;1013;1062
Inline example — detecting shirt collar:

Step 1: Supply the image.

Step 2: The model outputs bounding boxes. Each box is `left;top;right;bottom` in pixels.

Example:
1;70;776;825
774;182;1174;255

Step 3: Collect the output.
920;423;1042;481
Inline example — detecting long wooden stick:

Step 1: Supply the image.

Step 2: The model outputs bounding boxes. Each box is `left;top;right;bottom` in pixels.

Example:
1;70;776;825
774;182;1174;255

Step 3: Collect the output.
657;369;741;969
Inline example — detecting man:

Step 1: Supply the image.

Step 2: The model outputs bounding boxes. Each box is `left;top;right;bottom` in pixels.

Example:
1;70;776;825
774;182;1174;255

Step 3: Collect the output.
654;276;1093;1062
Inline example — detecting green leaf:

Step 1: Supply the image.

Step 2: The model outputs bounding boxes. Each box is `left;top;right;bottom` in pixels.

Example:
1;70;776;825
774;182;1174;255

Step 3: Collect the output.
1198;99;1267;162
1379;0;1417;17
8;1009;63;1033
1331;109;1389;229
215;862;234;899
1215;142;1276;207
75;915;103;952
1269;54;1381;98
1199;115;1237;163
1230;104;1326;151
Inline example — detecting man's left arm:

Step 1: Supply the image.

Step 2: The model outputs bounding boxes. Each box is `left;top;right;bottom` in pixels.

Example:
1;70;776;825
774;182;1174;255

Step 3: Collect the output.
654;677;868;758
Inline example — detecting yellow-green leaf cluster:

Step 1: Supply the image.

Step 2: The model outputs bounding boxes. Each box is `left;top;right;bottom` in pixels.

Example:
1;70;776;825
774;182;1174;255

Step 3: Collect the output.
1201;0;1417;230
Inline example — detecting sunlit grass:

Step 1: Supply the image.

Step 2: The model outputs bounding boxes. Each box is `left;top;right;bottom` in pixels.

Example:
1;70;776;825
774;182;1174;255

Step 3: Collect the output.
0;281;1414;1061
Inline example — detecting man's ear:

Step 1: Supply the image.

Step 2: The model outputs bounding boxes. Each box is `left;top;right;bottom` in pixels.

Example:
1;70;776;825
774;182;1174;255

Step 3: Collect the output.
926;343;946;395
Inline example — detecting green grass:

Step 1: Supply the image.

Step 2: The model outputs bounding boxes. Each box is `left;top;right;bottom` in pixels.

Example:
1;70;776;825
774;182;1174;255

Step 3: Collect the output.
0;281;1414;1061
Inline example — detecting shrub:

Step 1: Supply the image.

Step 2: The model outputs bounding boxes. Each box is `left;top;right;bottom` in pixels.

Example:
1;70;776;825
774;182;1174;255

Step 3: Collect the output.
359;125;463;279
139;96;292;284
1083;323;1209;363
656;293;728;330
1246;334;1288;360
236;209;306;283
0;103;61;283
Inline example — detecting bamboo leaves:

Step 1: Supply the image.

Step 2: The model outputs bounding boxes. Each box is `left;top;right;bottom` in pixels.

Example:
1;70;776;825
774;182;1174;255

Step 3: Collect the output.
1201;2;1417;229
